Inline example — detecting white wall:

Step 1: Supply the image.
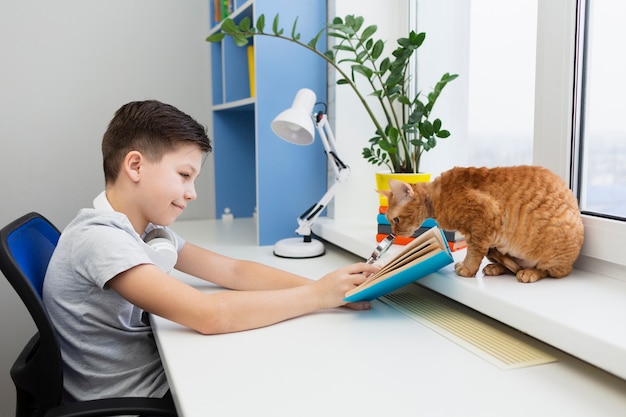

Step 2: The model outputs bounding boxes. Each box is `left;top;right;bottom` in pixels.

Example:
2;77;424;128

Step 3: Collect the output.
0;1;212;413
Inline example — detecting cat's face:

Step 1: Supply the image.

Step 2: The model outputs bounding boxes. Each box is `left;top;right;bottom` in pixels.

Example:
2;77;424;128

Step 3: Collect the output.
378;180;430;237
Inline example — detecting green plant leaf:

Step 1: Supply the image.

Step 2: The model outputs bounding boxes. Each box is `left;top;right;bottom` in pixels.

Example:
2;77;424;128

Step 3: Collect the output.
437;130;451;138
419;121;435;138
256;15;265;32
361;25;378;41
371;39;384;60
272;14;280;34
334;44;356;52
329;23;355;36
221;18;237;32
352;64;373;78
397;37;411;48
290;17;299;38
308;28;325;49
398;95;411;106
233;34;249;47
379;57;391;73
409;31;426;47
205;33;224;42
238;17;251;31
352;15;364;32
328;32;349;41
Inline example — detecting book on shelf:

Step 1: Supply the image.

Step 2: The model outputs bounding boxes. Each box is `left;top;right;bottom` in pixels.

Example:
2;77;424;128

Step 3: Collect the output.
345;227;454;302
213;0;233;22
247;45;255;97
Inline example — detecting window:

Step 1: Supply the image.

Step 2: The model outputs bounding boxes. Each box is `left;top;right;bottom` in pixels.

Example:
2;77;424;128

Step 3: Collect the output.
533;0;626;279
575;0;626;220
467;0;537;167
417;0;626;275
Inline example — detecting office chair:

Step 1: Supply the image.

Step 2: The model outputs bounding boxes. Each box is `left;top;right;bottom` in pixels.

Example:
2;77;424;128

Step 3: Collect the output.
0;212;177;417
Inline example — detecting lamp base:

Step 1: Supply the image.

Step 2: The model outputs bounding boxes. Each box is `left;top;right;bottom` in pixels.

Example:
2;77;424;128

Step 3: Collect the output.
273;237;325;258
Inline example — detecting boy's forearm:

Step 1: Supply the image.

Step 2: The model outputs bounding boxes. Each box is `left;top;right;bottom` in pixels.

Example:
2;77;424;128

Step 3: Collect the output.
230;259;314;290
195;285;321;335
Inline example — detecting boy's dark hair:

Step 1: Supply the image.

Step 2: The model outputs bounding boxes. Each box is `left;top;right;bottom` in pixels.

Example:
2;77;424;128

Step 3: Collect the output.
102;100;212;184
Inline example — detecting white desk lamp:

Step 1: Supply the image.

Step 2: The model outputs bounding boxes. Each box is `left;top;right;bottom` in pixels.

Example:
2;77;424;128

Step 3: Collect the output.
271;88;350;258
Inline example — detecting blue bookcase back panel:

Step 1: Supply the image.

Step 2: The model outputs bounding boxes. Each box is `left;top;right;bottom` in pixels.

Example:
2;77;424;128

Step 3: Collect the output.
213;109;256;218
210;42;223;105
223;37;253;103
254;0;328;245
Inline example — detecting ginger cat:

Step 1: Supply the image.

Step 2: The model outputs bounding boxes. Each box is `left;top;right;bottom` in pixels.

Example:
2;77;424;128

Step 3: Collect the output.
379;166;584;283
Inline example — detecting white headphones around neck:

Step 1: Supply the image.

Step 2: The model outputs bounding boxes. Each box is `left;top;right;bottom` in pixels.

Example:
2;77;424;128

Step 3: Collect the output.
142;228;178;273
93;191;178;273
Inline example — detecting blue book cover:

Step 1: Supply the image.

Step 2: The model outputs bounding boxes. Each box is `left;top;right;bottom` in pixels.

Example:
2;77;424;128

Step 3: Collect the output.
344;227;453;302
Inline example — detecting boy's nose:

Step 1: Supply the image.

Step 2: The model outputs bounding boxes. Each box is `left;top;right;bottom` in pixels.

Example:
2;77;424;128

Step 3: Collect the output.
184;185;197;201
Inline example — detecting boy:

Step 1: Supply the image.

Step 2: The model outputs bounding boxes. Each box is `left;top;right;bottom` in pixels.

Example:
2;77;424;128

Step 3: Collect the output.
42;100;377;402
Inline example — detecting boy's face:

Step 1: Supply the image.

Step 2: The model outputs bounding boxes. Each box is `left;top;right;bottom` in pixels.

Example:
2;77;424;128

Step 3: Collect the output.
136;143;204;227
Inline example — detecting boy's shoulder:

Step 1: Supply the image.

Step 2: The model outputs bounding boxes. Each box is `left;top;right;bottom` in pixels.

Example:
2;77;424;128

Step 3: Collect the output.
60;209;145;258
66;208;136;238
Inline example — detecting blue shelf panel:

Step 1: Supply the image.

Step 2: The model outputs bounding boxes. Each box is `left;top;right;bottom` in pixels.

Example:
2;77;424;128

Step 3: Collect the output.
213;109;256;218
210;41;223;105
223;36;252;103
254;0;327;245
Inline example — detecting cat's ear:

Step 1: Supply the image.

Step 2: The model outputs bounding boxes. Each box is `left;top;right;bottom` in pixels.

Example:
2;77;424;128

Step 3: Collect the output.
376;189;392;199
388;179;414;199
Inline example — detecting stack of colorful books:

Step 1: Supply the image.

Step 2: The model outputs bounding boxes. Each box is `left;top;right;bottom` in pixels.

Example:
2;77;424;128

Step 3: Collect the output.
376;202;467;252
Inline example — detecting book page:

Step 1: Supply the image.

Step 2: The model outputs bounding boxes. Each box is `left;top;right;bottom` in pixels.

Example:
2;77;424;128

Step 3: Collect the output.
360;227;446;286
355;248;443;292
362;238;439;285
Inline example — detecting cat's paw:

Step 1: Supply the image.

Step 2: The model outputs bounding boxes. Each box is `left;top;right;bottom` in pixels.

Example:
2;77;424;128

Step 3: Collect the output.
455;262;477;277
516;269;547;283
483;263;509;276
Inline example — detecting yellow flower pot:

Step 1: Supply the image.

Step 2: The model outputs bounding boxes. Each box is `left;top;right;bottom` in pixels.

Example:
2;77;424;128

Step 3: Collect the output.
375;172;431;206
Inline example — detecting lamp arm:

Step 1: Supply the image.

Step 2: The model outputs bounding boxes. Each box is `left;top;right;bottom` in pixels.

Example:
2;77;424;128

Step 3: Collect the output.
294;114;350;237
315;114;349;180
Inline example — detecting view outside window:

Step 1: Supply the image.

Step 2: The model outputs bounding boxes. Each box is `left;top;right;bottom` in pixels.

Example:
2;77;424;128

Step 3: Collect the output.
467;0;537;167
577;0;626;219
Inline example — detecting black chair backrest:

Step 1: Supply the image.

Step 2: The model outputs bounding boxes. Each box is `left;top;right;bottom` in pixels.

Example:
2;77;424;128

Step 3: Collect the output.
0;212;64;417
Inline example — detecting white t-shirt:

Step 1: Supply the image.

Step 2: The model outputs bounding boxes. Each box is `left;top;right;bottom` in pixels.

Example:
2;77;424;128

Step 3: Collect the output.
42;208;185;401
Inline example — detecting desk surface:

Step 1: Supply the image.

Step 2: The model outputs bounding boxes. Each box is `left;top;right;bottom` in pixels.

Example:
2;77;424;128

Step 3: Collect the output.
153;219;626;417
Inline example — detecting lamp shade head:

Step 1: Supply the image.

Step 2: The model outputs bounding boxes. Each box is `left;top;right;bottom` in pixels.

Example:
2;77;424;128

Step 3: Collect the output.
271;88;316;145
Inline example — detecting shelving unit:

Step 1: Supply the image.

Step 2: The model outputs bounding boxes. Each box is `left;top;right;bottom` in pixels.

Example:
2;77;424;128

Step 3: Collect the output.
208;0;328;245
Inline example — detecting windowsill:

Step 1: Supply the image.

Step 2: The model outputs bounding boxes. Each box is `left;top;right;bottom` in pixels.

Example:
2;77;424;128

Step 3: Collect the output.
312;217;626;381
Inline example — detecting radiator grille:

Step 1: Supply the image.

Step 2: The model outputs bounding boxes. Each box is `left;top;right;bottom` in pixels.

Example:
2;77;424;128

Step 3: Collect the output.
381;285;557;370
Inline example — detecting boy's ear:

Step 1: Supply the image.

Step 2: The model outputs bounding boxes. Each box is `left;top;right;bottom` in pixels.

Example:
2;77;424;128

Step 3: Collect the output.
124;151;143;182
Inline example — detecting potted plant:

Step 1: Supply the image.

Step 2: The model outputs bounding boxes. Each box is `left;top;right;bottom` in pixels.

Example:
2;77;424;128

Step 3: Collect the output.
206;14;458;176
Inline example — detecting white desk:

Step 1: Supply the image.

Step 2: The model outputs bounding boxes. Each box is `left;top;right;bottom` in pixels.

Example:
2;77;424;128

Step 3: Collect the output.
153;219;626;417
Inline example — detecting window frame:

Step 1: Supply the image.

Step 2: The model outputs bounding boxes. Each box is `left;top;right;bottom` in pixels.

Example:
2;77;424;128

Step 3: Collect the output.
534;0;626;276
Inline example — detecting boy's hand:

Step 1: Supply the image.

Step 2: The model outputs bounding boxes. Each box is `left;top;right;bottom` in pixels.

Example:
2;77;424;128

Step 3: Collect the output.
313;263;380;310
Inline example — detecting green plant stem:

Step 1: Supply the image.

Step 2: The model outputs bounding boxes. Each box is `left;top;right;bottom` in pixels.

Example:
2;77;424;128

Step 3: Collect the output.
230;28;391;150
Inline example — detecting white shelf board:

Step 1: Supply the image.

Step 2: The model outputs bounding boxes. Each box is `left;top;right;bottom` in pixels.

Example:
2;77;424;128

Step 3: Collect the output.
312;216;626;381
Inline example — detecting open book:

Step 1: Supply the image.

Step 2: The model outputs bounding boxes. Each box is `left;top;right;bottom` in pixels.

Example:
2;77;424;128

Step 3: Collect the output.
344;227;454;302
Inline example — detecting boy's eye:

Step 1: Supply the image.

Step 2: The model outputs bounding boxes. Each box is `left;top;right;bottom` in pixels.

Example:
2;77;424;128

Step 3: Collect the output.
180;173;190;179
